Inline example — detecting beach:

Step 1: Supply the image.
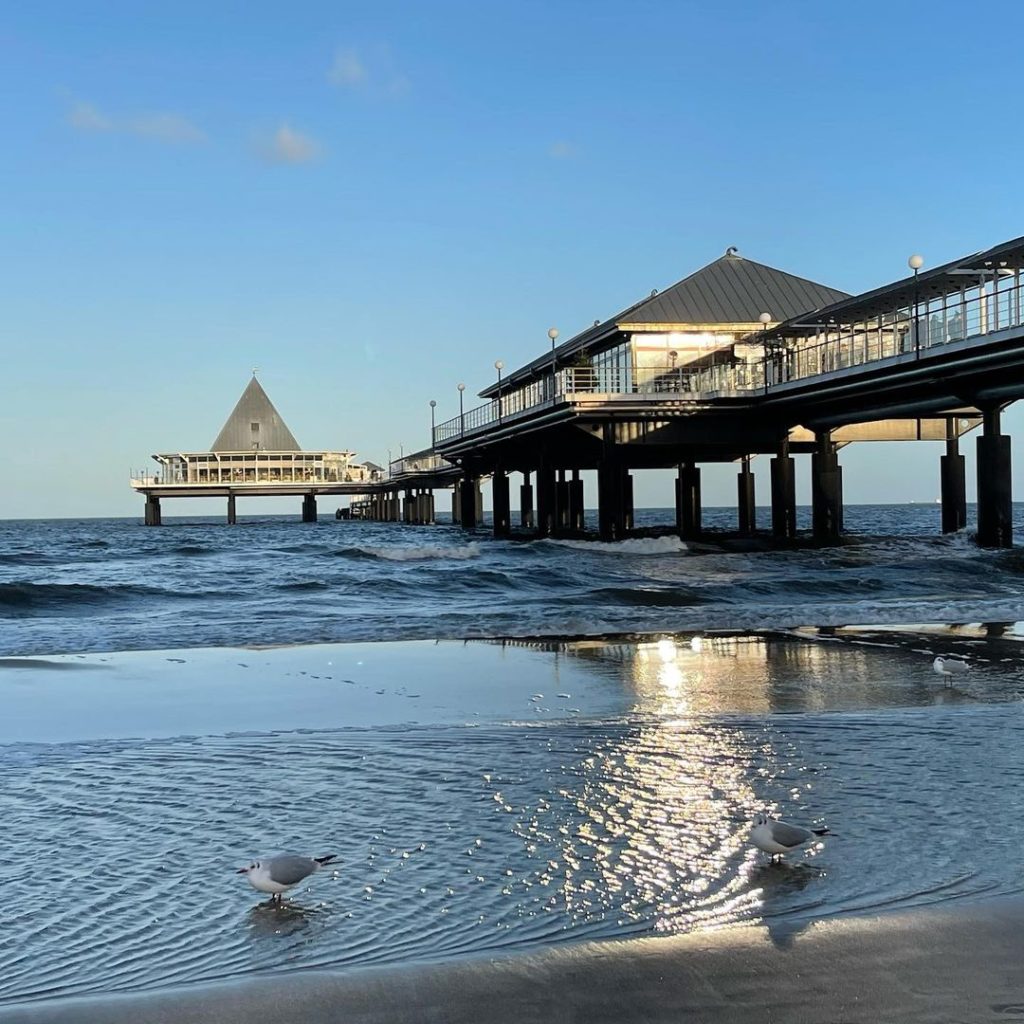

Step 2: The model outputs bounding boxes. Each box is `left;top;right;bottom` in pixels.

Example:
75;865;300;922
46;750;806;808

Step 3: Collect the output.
6;896;1024;1023
5;511;1024;1016
5;626;1024;1016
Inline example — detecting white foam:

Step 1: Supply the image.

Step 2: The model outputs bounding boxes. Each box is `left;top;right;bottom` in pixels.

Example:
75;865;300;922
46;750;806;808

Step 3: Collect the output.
549;536;689;556
370;543;482;562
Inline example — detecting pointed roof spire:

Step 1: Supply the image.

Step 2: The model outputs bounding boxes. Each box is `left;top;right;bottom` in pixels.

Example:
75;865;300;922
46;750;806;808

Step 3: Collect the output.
211;377;301;451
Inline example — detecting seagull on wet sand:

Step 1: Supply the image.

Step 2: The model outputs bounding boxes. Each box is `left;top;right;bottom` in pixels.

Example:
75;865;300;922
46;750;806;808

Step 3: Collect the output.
933;656;970;686
237;854;336;901
750;813;831;861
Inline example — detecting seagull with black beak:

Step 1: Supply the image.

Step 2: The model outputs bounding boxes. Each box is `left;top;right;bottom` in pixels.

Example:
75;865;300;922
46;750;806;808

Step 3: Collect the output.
237;853;336;902
933;656;970;687
750;813;832;862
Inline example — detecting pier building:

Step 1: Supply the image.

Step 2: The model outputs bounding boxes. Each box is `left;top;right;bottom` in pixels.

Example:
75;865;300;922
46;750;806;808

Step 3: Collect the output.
431;238;1024;546
132;375;379;524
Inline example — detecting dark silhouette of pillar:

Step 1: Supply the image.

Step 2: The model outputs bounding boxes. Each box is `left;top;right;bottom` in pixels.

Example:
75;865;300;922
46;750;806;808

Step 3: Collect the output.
598;431;627;541
459;473;478;529
770;439;796;540
568;470;585;532
941;420;967;534
536;458;557;537
811;432;843;542
302;494;317;523
520;475;534;529
675;462;701;540
492;469;511;537
977;406;1012;547
144;495;161;526
227;494;237;525
556;469;570;533
737;456;756;536
452;482;461;524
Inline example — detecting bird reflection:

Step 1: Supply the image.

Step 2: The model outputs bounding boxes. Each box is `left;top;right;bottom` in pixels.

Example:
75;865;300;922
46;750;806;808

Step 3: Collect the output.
745;859;822;897
247;900;319;938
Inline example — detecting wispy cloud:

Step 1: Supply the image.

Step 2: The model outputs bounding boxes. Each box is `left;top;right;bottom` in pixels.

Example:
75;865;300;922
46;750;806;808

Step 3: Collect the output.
66;99;204;144
328;48;367;87
327;45;408;97
67;101;113;133
261;123;321;164
549;140;578;160
128;113;205;144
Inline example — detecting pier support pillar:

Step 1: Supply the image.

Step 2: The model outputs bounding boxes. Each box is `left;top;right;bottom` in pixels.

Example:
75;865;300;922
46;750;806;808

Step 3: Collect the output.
302;494;317;523
556;470;570;534
536;459;557;537
737;456;756;536
977;406;1013;548
492;470;511;537
459;474;478;529
568;470;585;532
227;494;237;525
770;442;796;540
675;462;701;540
520;477;534;530
811;432;843;542
598;432;628;542
403;490;413;523
941;421;967;534
144;495;161;526
452;483;461;524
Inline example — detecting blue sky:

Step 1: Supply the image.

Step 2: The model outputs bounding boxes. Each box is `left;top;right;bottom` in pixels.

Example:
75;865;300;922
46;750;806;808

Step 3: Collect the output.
3;0;1024;518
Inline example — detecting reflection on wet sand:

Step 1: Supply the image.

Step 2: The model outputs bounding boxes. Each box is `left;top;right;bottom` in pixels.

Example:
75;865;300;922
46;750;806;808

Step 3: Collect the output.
498;627;1024;712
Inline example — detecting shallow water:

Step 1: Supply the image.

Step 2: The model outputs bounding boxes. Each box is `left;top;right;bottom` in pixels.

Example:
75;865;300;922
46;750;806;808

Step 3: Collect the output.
4;505;1024;655
5;631;1024;1003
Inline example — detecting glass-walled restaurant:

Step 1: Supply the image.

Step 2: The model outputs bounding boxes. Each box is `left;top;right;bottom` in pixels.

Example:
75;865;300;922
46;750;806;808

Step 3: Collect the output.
145;451;367;485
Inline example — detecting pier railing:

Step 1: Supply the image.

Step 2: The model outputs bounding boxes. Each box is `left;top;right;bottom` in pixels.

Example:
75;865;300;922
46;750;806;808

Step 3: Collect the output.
434;268;1024;444
388;452;455;477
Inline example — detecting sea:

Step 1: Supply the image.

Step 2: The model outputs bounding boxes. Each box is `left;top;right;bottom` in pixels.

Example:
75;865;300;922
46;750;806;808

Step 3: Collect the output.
4;504;1024;1006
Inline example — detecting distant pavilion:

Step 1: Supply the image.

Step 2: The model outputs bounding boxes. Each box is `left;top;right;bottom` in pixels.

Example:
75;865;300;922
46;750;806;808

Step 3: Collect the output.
132;375;372;524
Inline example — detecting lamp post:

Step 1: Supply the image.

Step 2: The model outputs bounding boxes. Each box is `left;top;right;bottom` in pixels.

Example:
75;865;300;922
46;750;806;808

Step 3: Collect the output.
387;448;392;479
429;399;436;443
759;311;772;393
457;382;466;438
548;327;559;398
494;360;505;424
908;254;924;358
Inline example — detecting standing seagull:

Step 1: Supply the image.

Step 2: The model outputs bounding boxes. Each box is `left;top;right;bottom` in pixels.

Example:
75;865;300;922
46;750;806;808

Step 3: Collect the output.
933;656;970;687
750;813;831;861
237;853;336;902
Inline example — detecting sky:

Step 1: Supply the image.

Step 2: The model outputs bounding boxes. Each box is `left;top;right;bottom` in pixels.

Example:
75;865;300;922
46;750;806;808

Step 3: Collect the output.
3;0;1024;519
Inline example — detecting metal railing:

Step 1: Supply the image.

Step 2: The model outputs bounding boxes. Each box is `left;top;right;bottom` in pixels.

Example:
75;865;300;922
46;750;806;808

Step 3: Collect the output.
433;269;1024;445
388;452;455;477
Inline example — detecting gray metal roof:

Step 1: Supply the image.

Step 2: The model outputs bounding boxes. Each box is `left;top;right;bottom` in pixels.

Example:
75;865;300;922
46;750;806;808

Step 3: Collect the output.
210;376;301;451
621;250;850;326
482;251;849;396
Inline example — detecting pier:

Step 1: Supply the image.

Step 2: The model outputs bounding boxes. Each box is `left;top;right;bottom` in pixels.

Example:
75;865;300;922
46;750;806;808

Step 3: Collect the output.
428;237;1024;547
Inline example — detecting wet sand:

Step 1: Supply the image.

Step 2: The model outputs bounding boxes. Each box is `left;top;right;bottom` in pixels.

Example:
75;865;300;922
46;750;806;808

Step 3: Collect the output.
6;896;1024;1024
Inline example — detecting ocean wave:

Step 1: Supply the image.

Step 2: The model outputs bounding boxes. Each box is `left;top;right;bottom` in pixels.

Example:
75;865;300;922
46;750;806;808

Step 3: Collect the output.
335;543;483;562
547;536;689;556
0;582;232;616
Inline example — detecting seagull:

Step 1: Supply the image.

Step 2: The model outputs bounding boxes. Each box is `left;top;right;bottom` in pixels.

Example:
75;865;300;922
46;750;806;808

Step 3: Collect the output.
237;853;336;902
750;813;831;861
933;656;970;686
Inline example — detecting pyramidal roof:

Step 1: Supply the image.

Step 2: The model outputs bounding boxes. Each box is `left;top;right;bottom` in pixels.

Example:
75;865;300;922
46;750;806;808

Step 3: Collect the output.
211;376;301;451
618;250;851;326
